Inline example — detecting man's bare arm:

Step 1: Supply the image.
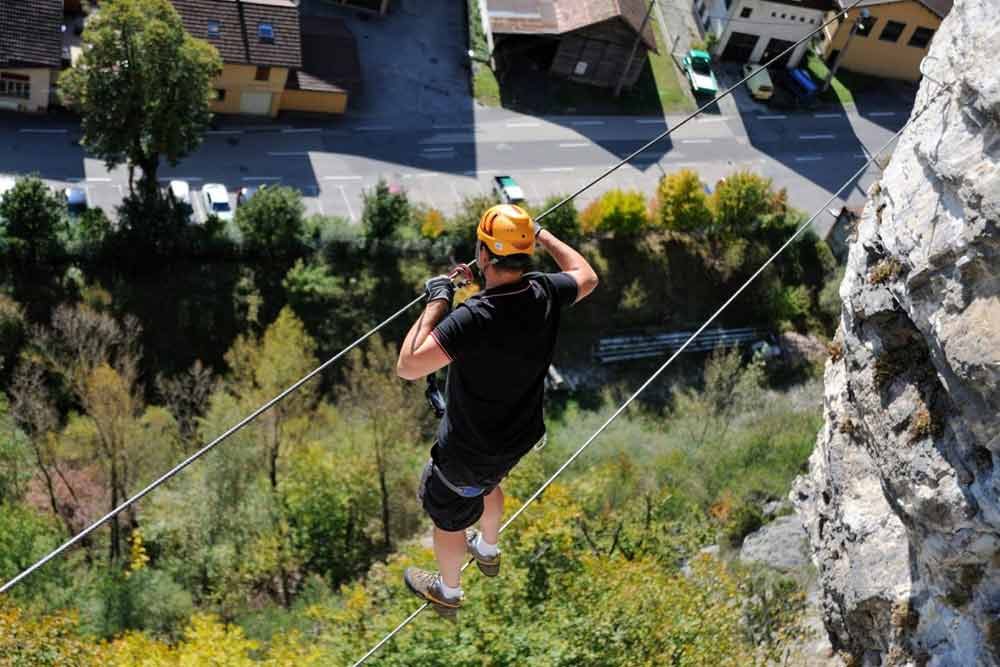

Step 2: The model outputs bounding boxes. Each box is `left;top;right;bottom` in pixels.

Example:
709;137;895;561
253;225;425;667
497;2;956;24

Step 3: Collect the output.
397;300;451;380
536;229;598;302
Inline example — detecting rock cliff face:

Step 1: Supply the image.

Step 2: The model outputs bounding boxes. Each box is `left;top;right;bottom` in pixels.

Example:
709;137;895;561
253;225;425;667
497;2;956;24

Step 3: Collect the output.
792;1;1000;665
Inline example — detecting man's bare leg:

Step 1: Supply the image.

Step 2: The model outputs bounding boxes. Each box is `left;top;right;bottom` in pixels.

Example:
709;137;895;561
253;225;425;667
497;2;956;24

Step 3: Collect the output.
433;527;467;588
480;486;504;545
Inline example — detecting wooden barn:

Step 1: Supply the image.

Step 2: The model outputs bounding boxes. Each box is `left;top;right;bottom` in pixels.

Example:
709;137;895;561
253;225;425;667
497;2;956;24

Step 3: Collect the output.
486;0;657;89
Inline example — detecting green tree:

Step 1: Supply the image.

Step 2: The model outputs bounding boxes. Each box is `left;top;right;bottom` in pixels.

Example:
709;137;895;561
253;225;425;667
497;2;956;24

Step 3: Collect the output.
282;257;377;351
0;176;66;261
58;0;222;200
361;180;411;242
537;195;580;242
234;186;306;254
655;169;713;233
580;189;648;236
710;171;776;236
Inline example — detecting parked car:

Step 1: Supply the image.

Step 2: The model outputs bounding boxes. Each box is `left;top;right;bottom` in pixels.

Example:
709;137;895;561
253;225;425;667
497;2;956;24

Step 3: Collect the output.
769;68;817;109
63;186;88;216
742;63;774;101
0;176;15;202
202;183;233;221
237;183;267;207
167;179;191;206
492;175;525;205
789;67;819;97
682;49;718;96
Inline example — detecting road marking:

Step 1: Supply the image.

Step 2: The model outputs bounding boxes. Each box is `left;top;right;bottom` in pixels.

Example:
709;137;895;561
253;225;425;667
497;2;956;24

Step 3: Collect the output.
19;128;68;134
697;116;728;123
541;167;574;172
570;120;605;126
357;125;393;131
814;113;843;118
281;128;321;134
433;124;475;130
116;185;124;195
422;153;455;160
795;155;824;162
559;142;590;148
241;176;281;181
681;139;712;144
322;175;362;181
206;130;242;135
757;114;787;120
86;177;111;182
800;134;835;140
421;146;455;153
635;118;665;124
158;176;204;181
854;153;869;158
338;185;355;221
868;111;897;117
267;151;309;156
505;121;540;128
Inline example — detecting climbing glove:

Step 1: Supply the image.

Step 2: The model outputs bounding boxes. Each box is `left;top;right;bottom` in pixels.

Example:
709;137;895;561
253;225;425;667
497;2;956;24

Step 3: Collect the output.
425;275;456;309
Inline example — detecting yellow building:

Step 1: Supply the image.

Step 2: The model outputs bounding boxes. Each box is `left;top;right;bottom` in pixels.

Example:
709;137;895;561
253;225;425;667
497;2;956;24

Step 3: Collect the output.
172;0;357;117
0;0;63;113
821;0;951;82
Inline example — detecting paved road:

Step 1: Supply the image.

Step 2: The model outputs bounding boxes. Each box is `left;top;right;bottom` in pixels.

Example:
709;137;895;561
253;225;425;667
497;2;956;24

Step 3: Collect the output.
0;102;907;239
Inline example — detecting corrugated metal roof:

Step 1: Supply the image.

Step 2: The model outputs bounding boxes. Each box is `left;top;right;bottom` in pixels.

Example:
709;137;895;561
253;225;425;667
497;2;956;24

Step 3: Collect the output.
0;0;63;69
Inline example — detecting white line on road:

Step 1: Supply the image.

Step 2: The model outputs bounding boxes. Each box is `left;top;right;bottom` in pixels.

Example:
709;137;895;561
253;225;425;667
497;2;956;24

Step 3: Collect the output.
357;125;393;131
421;147;455;153
854;153;869;158
570;120;605;126
800;134;835;140
338;185;355;221
635;119;665;124
242;176;281;181
757;114;787;120
696;116;728;123
505;121;540;128
541;167;574;172
433;124;474;130
681;139;712;144
422;153;455;160
19;128;68;134
158;176;204;181
559;142;590;148
267;151;310;156
86;177;111;182
867;111;897;117
795;156;824;162
281;128;321;134
322;175;362;181
814;113;843;119
116;185;124;195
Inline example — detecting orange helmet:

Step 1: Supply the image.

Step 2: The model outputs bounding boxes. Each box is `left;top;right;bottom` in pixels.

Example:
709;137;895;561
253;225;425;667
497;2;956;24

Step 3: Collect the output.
477;204;535;257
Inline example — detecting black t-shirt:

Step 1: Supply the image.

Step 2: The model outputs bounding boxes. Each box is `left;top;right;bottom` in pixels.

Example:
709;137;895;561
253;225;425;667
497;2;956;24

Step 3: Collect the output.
430;271;578;485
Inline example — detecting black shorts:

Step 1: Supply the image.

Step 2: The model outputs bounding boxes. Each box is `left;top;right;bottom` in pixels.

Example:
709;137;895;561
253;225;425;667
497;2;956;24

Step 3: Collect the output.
418;459;490;532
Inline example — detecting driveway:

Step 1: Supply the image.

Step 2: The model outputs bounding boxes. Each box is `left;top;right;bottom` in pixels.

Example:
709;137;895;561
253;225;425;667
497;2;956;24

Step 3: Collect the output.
299;0;474;127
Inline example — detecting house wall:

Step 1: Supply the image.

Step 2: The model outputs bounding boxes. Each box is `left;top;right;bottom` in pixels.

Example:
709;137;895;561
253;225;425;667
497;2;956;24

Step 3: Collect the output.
695;0;730;38
822;2;941;81
0;68;52;113
550;18;648;88
210;63;290;117
716;0;827;65
281;89;348;114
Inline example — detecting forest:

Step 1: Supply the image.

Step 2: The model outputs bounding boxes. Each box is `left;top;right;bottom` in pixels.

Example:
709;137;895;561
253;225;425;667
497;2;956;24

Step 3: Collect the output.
0;162;842;665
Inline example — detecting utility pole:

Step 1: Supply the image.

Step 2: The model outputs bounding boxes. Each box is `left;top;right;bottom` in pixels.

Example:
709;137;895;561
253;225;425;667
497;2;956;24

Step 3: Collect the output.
822;8;870;93
615;0;656;97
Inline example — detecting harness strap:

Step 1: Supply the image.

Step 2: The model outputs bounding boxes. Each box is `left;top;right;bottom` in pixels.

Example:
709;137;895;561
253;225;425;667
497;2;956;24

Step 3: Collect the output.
432;464;486;498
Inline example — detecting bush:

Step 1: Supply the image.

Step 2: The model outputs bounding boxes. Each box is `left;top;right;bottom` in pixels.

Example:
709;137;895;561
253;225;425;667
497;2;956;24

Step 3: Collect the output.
711;171;776;237
536;195;581;242
0;175;66;261
234;185;306;254
361;180;411;242
580;189;648;236
655;169;713;233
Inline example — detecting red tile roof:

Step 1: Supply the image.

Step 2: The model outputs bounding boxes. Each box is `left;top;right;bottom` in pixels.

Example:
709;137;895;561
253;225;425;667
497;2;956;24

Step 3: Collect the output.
0;0;63;69
170;0;302;68
487;0;657;50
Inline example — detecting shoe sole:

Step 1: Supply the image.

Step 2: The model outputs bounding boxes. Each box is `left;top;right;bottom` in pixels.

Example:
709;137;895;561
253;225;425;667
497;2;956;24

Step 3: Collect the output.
403;576;460;620
475;558;500;577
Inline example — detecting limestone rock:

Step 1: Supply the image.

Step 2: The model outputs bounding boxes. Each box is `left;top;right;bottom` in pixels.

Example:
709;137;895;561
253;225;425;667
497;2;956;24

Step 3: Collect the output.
792;1;1000;665
739;514;809;573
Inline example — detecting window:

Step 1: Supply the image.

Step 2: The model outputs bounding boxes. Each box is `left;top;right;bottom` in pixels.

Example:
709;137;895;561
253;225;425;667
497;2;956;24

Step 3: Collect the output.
738;6;751;18
207;20;220;38
255;66;270;81
0;72;30;99
703;14;711;30
258;22;274;42
724;0;732;10
780;13;786;19
908;26;935;48
574;61;588;75
771;11;776;17
855;14;876;37
879;20;905;42
698;3;707;18
215;88;226;101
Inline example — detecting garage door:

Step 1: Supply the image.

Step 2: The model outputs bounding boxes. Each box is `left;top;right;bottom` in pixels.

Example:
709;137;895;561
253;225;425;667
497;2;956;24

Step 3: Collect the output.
761;38;795;67
239;91;273;115
721;32;759;62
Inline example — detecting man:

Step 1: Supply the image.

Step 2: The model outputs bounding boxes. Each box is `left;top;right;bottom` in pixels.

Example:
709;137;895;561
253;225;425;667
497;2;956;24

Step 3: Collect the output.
396;203;598;618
